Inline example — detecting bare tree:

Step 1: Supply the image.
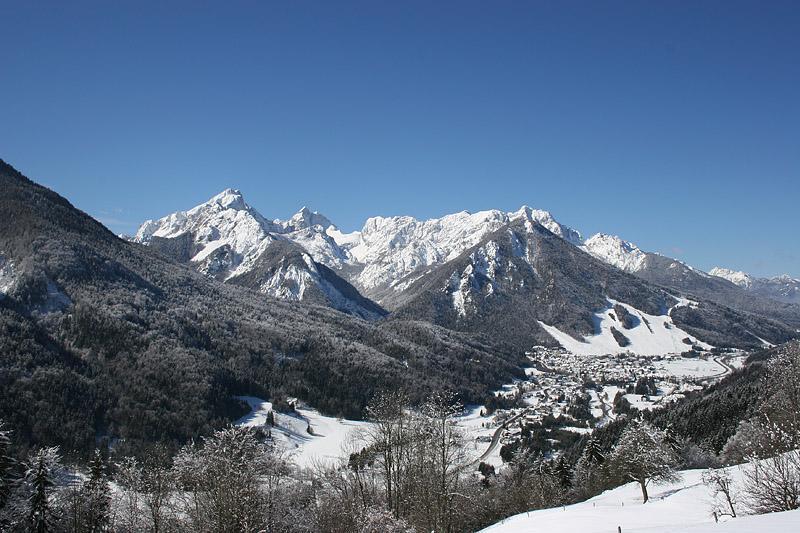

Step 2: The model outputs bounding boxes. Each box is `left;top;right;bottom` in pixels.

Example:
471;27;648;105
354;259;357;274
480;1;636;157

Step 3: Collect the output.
113;457;145;533
702;468;738;518
364;390;415;518
742;451;800;514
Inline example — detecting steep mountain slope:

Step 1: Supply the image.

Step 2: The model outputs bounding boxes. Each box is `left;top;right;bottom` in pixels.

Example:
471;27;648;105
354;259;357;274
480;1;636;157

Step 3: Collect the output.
584;234;800;329
332;206;583;300
0;159;525;454
227;240;385;319
710;267;800;305
389;222;795;351
133;190;379;317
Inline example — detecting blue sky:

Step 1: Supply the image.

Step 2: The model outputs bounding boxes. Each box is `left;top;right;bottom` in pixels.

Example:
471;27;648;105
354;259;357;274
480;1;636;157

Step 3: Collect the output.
1;1;798;277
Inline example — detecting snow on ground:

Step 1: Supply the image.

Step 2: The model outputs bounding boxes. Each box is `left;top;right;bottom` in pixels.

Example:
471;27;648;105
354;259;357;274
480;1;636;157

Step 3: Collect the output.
236;397;502;469
235;396;371;468
455;405;503;467
538;298;712;356
623;394;660;411
480;464;800;533
654;356;726;379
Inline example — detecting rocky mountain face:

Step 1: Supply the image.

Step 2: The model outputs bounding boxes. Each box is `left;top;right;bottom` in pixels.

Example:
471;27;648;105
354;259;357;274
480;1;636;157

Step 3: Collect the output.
710;267;800;305
135;196;583;306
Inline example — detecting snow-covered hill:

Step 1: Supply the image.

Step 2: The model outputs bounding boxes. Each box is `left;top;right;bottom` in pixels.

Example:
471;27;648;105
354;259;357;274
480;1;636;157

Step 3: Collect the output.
235;396;371;468
481;464;800;533
538;298;711;356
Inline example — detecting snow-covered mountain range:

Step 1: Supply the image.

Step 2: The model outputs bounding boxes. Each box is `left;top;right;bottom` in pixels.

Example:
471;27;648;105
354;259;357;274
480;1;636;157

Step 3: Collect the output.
710;267;800;304
133;190;584;307
131;189;799;351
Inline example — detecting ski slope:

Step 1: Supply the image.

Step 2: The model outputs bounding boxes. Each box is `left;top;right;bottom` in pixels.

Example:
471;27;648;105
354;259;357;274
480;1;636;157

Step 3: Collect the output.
538;299;712;356
480;465;800;533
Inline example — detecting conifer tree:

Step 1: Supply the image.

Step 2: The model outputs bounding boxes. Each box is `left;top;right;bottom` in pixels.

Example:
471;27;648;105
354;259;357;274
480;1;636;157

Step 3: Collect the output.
0;421;15;511
83;449;111;532
25;447;62;533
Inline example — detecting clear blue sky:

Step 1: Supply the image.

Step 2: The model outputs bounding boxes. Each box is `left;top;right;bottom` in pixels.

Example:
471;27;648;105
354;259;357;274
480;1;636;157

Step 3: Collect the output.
1;1;798;277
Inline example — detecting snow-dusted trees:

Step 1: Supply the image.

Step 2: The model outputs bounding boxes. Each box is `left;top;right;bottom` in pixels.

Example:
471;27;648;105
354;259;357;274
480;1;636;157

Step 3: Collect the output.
365;390;415;518
0;421;15;515
83;450;111;532
361;390;471;532
572;435;607;499
113;457;146;533
172;425;291;532
725;343;800;514
742;451;800;513
62;449;112;532
608;420;680;503
410;391;468;532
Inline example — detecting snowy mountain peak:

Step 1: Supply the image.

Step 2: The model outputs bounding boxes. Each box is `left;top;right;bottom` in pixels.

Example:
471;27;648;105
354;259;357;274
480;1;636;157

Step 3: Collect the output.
510;205;583;244
709;267;753;288
285;206;333;231
207;188;247;210
583;233;647;273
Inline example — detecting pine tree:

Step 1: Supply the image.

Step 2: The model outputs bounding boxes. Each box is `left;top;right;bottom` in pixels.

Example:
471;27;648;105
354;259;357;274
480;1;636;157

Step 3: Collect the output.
0;421;15;511
83;449;111;532
585;435;605;465
26;447;62;533
555;456;573;491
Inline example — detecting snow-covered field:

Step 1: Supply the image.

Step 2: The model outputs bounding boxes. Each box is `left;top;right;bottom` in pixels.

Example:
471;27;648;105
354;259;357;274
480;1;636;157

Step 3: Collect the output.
235;396;371;468
654;356;725;378
538;299;711;356
236;397;502;468
480;464;800;533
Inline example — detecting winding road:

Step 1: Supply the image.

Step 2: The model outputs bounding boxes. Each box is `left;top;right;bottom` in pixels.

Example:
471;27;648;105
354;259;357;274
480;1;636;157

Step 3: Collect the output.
473;407;533;465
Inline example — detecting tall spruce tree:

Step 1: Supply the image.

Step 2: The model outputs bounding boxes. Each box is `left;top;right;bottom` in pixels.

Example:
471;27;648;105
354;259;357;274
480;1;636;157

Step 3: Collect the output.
25;447;62;532
0;421;15;511
83;449;111;532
